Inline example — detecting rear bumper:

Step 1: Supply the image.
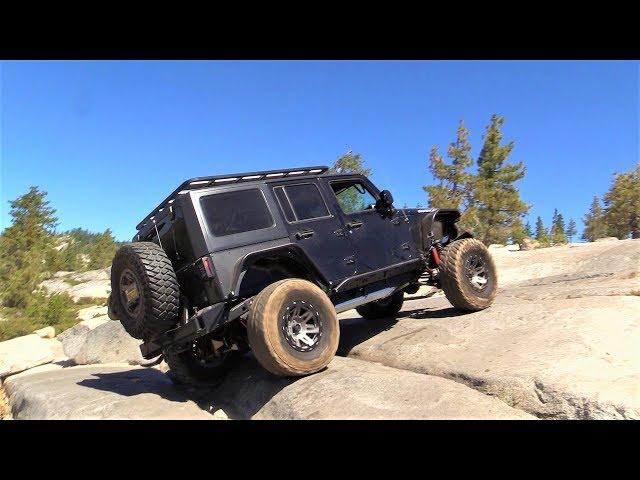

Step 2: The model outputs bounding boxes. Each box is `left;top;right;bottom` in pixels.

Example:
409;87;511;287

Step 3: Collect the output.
139;297;254;359
139;303;226;359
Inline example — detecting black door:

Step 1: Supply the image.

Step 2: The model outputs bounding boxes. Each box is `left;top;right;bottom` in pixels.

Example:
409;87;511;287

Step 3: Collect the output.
324;177;417;274
272;181;357;284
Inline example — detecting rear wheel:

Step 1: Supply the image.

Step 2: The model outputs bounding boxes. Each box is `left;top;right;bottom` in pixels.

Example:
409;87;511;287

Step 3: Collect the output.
247;279;339;377
439;238;497;311
165;339;244;385
110;242;180;340
355;291;404;319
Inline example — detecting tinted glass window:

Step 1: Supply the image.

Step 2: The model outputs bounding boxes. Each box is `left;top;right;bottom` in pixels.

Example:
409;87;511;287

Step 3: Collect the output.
200;189;273;236
330;181;377;214
274;187;296;222
284;184;330;221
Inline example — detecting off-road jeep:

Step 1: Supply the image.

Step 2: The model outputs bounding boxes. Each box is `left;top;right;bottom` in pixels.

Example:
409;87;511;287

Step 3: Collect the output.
108;166;497;384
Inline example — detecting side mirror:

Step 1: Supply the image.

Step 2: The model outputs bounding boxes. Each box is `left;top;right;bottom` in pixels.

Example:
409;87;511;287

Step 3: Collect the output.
377;189;394;209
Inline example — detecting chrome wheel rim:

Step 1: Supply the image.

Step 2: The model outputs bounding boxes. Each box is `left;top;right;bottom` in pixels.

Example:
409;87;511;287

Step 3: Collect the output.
465;254;489;290
281;300;322;352
119;269;142;317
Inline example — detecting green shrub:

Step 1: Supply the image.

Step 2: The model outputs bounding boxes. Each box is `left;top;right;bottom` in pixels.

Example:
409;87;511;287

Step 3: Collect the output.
0;318;35;342
25;291;75;327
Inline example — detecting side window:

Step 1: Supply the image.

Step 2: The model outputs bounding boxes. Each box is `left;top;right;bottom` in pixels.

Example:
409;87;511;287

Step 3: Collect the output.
274;187;296;222
273;183;330;222
200;188;274;236
330;180;377;214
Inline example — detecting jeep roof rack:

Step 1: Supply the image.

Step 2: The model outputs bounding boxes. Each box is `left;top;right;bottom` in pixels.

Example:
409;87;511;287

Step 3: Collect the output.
136;165;330;230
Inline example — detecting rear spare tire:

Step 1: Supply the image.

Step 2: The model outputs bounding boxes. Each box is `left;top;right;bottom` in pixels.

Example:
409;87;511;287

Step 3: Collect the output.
110;242;180;340
439;238;497;311
247;279;339;377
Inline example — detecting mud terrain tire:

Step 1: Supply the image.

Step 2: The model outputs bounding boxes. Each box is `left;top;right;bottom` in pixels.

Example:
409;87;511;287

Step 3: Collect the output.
110;242;179;340
247;279;339;377
439;238;498;311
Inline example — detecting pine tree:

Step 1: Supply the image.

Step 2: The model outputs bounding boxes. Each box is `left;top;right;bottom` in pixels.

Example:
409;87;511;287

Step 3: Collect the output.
535;216;548;244
524;221;533;238
510;218;528;245
602;164;640;239
423;121;474;211
565;218;577;243
88;229;118;270
331;151;371;176
473;115;529;244
0;187;58;307
582;196;607;241
550;208;568;244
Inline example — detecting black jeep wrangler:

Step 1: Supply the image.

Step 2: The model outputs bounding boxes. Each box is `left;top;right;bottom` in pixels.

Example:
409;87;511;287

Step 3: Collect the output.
108;166;497;384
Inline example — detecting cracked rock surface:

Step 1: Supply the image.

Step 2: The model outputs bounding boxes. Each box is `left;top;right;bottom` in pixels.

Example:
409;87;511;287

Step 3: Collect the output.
340;239;640;419
3;239;638;419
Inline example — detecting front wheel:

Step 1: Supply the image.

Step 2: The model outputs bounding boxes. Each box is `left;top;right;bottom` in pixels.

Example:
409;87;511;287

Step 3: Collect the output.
439;238;498;311
247;279;339;377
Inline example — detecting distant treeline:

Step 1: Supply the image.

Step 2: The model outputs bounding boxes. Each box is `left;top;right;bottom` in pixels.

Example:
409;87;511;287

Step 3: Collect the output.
0;187;120;310
336;114;639;245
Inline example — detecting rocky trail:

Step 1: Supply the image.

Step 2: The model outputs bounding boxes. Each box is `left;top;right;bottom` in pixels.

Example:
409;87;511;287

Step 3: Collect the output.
1;239;638;420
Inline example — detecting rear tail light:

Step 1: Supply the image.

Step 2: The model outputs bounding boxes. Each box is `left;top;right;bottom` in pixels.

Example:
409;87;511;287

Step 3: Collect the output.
198;256;215;279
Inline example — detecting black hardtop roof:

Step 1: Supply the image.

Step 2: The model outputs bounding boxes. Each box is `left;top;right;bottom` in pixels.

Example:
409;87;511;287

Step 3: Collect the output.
136;165;347;231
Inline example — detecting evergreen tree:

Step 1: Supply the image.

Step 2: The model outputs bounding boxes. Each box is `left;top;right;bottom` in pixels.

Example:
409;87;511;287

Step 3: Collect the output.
331;151;371;176
88;229;118;269
602;164;640;239
473;114;529;244
524;221;533;238
510;218;528;245
0;187;58;307
535;216;548;243
550;208;568;244
423;120;474;212
582;196;607;241
565;218;577;243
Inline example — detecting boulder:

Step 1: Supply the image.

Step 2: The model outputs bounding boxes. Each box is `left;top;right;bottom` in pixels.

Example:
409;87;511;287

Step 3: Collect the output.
0;334;65;379
72;321;153;366
68;268;110;283
57;316;109;359
595;237;619;242
3;364;213;419
7;362;64;379
68;280;110;302
53;271;74;278
194;355;533;420
340;262;640;419
493;237;640;287
34;326;55;339
520;237;539;251
38;277;71;295
38;269;111;302
76;305;108;321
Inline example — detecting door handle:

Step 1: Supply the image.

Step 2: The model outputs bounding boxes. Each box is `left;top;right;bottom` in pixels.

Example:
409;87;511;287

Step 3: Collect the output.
295;229;315;240
346;220;363;230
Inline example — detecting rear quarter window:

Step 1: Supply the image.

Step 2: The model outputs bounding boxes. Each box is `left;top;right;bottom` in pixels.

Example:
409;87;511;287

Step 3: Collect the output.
273;183;330;222
200;188;274;237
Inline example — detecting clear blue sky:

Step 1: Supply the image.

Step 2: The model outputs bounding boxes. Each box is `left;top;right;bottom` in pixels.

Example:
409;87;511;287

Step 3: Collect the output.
1;60;638;241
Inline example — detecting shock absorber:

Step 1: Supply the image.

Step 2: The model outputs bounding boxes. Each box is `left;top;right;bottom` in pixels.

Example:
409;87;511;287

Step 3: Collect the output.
430;242;443;267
